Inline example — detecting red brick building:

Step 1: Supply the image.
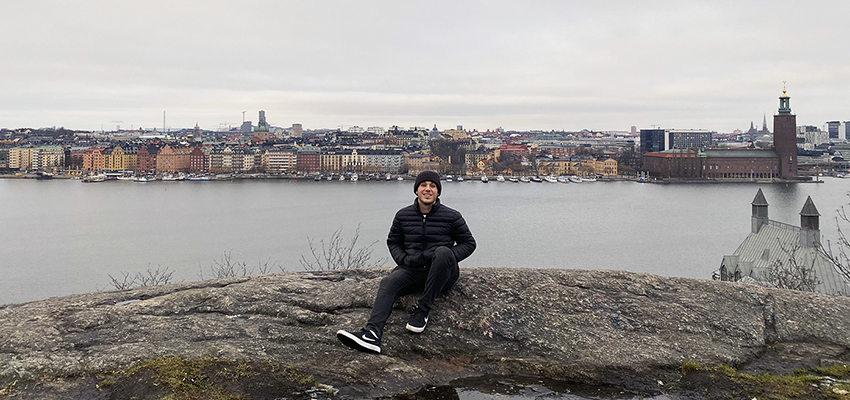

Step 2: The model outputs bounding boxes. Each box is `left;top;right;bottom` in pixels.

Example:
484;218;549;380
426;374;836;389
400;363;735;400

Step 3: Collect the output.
643;148;780;179
189;146;207;173
137;145;158;172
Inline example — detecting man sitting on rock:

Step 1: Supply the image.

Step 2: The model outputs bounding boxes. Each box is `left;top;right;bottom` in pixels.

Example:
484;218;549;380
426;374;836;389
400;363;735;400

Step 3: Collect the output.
337;170;477;354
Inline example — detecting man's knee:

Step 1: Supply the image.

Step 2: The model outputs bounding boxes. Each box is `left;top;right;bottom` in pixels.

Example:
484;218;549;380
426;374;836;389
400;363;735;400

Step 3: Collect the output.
432;246;455;263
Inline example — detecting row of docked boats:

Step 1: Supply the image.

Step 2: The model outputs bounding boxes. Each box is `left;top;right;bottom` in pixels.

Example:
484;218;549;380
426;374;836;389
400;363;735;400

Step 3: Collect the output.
448;174;599;183
313;173;405;182
81;172;214;182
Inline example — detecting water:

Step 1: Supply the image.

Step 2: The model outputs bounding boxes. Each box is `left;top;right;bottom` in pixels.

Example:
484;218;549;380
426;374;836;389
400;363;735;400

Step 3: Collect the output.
3;177;850;305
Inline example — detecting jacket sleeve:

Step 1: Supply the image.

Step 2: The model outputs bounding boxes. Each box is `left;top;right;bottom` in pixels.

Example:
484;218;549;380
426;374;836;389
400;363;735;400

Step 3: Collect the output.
386;213;408;266
450;214;476;262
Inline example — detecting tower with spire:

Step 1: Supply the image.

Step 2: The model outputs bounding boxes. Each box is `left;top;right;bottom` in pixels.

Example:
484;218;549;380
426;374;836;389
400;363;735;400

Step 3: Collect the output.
761;113;769;134
773;86;797;178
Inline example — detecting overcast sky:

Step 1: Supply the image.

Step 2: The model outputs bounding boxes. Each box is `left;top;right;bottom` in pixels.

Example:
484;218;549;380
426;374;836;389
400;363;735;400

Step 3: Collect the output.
2;1;848;133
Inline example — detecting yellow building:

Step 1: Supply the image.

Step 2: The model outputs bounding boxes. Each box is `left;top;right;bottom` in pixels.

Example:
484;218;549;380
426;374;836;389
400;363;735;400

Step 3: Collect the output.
103;146;138;171
539;159;584;176
539;157;618;177
8;147;34;170
406;153;434;175
320;150;343;173
586;158;618;176
464;149;490;170
443;129;467;140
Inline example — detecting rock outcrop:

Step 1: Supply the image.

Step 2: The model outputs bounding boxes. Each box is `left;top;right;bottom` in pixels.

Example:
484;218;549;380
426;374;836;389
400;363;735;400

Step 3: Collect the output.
1;267;849;398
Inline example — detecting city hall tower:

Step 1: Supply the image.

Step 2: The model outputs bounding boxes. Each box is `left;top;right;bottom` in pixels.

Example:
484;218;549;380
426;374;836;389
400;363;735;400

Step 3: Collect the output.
773;87;797;178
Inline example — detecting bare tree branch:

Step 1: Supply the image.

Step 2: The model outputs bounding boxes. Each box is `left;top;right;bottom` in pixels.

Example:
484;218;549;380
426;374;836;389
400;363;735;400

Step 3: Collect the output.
765;240;820;292
300;224;385;271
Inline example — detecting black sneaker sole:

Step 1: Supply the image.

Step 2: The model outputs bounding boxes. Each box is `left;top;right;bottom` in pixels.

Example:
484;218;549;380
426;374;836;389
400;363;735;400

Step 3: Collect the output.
336;330;381;354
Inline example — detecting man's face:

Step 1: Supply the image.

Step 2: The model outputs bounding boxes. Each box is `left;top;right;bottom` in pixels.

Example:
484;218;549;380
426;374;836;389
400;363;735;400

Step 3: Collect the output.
416;180;439;205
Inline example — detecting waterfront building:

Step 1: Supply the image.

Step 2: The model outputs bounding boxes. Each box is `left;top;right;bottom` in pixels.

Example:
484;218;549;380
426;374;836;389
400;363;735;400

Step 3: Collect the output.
189;146;207;173
6;146;65;171
67;148;86;171
586;157;618;176
0;148;8;169
207;146;227;172
36;146;64;171
137;145;159;172
263;147;298;173
341;149;365;172
641;149;701;179
207;145;261;173
538;156;595;176
718;189;849;296
103;146;138;172
361;149;404;173
296;148;320;174
7;147;33;170
700;149;779;179
320;149;345;173
82;148;106;171
156;145;191;173
243;147;262;172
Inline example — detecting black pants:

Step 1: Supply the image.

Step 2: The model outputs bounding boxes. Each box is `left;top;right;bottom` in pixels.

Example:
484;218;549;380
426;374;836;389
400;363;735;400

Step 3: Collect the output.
365;246;459;338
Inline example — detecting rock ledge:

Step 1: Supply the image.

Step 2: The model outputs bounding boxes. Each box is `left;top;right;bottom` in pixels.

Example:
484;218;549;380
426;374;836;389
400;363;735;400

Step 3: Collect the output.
1;267;849;398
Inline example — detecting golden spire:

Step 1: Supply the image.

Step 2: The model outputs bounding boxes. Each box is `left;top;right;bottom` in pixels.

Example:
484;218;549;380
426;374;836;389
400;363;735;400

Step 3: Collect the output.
781;81;788;98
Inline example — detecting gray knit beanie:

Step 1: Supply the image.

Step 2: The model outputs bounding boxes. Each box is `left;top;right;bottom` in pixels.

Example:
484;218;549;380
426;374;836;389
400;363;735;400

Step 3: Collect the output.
413;171;441;196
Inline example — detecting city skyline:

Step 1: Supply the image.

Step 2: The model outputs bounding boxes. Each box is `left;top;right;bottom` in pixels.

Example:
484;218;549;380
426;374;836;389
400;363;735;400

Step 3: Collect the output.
2;1;849;133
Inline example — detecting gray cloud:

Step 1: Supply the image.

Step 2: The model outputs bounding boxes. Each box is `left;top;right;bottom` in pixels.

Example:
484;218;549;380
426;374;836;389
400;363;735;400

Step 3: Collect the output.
2;0;848;132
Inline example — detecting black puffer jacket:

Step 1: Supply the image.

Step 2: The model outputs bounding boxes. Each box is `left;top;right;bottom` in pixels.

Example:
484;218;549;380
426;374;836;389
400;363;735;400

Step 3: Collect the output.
387;198;476;268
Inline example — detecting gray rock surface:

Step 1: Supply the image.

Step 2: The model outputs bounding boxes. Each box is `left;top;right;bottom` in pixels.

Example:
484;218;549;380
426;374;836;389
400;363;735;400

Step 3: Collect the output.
1;267;849;398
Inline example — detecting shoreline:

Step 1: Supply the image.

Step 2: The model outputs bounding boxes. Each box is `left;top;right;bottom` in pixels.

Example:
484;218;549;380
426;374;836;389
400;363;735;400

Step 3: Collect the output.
0;173;825;184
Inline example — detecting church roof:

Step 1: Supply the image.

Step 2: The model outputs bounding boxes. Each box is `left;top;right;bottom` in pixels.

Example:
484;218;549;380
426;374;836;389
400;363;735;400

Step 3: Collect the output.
722;192;849;296
725;220;848;295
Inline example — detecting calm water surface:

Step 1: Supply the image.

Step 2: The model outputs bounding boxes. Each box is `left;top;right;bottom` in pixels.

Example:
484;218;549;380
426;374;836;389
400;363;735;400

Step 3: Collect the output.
3;177;850;305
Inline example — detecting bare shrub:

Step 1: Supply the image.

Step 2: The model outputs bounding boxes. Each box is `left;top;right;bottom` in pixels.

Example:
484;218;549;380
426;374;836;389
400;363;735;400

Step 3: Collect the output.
108;271;138;291
196;251;281;280
300;225;384;271
823;203;850;285
137;266;174;287
108;265;174;290
766;241;820;292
